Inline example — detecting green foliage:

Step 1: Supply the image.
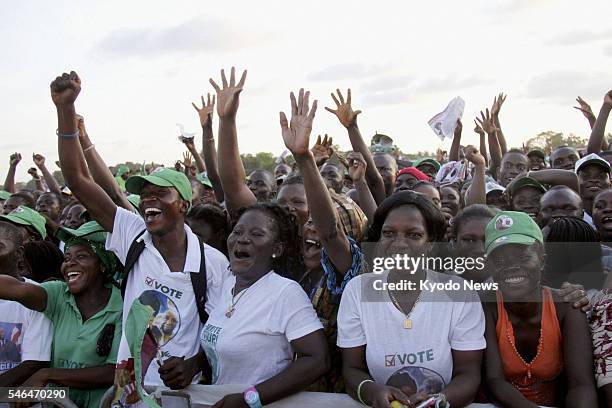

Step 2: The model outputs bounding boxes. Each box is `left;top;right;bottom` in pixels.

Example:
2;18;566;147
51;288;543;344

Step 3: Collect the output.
240;152;277;174
525;131;588;154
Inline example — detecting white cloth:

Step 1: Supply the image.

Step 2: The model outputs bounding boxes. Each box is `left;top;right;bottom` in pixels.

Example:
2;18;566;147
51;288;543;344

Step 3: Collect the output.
0;278;52;373
337;270;485;393
106;207;230;386
428;97;465;141
200;272;323;385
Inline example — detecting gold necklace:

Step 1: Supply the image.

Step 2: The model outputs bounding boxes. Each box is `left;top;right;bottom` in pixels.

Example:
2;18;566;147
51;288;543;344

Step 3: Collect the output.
225;286;250;318
387;288;423;329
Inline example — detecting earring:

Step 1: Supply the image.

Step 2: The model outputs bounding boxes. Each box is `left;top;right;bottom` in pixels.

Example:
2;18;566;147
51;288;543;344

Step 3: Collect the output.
272;254;277;259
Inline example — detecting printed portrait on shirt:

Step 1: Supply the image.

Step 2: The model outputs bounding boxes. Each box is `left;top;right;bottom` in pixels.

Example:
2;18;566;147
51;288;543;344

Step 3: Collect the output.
138;290;181;347
0;323;22;371
386;366;446;397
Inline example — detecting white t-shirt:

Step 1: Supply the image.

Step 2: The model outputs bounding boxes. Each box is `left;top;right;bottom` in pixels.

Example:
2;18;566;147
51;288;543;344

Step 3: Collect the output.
106;207;230;386
337;270;485;394
200;271;323;385
0;278;52;374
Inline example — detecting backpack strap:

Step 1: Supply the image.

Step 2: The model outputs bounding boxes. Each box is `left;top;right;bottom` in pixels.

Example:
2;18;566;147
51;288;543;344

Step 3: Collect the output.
190;238;208;324
120;230;146;298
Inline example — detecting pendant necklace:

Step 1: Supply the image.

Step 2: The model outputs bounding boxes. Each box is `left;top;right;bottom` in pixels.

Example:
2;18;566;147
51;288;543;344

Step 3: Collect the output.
387;288;423;329
225;286;250;318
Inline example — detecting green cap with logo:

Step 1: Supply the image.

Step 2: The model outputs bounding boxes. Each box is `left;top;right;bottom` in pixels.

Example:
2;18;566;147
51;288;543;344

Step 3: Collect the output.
0;206;47;239
485;211;543;256
125;167;192;208
0;190;11;201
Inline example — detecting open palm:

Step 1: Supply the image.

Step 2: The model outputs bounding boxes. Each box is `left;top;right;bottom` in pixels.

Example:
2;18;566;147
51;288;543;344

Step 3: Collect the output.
280;89;317;157
325;88;361;128
209;67;247;119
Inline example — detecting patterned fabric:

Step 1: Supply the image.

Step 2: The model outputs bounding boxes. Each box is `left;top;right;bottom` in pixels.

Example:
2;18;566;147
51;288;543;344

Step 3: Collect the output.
329;191;367;242
303;238;365;393
590;289;612;388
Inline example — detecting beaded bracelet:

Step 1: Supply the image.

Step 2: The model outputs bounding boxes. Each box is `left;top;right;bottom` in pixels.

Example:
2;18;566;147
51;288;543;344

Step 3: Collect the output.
357;379;374;405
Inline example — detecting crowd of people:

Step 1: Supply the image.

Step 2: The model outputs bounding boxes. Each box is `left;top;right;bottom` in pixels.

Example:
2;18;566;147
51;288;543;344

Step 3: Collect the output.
0;67;610;408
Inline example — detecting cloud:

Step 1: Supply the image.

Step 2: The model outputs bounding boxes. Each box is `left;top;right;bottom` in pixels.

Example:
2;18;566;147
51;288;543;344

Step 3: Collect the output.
306;62;390;82
360;75;413;93
484;0;551;14
525;70;611;103
605;43;612;57
362;88;412;107
94;17;265;58
412;75;486;94
546;29;612;46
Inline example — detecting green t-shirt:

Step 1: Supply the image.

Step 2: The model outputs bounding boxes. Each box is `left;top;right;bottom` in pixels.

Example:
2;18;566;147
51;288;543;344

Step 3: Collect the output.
42;281;123;408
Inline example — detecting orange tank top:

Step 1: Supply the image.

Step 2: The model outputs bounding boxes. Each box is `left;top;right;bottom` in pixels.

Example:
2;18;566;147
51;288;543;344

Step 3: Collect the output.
496;287;563;407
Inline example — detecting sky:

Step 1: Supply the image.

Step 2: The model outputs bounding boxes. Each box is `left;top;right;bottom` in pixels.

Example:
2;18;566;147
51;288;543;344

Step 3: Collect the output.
1;0;612;181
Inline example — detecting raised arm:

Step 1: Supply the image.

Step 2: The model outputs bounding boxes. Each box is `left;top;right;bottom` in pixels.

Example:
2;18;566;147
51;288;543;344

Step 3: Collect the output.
474;120;489;167
27;167;45;192
281;89;353;274
491;93;508;155
33;154;62;195
478;110;502;177
528;168;579;192
449;119;462;162
3;153;21;193
193;93;225;202
325;89;386;204
210;67;255;214
347;151;377;225
464;145;487;206
587;91;612;154
51;71;117;232
0;275;47;312
75;114;133;211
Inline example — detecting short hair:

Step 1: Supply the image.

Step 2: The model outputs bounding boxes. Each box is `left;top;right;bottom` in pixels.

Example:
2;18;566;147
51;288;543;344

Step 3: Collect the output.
0;220;23;247
366;190;446;243
23;240;64;282
187;204;230;239
542;185;581;201
452;204;498;237
9;192;36;209
277;172;304;191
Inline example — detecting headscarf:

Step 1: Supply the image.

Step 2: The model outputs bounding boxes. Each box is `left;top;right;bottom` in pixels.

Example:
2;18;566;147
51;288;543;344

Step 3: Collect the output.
396;166;429;181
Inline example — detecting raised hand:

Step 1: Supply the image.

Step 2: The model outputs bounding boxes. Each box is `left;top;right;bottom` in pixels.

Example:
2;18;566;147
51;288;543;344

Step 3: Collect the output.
74;114;88;141
604;90;612;108
325;88;362;128
491;92;507;118
464;145;486;168
9;153;21;167
33;153;45;168
280;88;318;157
573;96;596;122
454;119;463;137
474;119;485;136
192;93;216;128
476;109;497;135
311;134;334;166
27;167;40;179
50;71;81;107
182;151;193;169
209;67;247;120
347;151;367;182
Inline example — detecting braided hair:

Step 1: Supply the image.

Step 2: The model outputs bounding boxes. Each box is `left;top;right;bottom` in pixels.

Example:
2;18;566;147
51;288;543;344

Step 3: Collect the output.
544;216;603;289
233;203;303;281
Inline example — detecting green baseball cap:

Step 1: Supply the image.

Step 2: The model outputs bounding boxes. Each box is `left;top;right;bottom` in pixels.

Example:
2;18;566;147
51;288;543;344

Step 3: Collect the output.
0;206;47;239
0;190;11;201
506;176;547;198
57;221;107;244
127;194;141;209
196;173;213;189
116;165;130;177
125;167;192;208
413;158;441;172
485;211;543;256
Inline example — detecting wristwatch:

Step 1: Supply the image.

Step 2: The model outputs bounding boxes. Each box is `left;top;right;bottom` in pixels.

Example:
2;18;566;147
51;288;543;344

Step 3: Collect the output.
243;386;263;408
